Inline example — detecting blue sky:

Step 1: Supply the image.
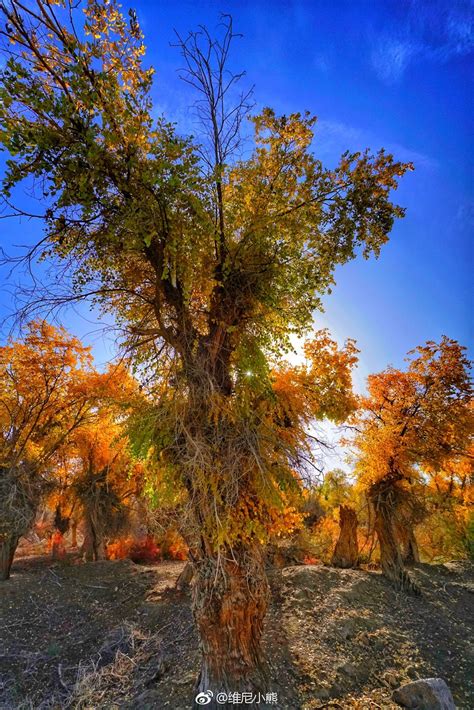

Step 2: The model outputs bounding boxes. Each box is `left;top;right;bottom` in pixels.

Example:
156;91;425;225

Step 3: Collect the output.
1;0;473;393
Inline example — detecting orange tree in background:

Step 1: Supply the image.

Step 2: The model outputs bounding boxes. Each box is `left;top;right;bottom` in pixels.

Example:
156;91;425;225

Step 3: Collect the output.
0;1;411;701
418;449;473;561
46;386;143;560
70;413;143;561
352;337;472;593
0;320;97;579
46;446;81;557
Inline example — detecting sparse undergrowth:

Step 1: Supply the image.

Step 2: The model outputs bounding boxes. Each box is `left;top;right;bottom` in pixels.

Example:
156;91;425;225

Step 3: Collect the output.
0;555;472;709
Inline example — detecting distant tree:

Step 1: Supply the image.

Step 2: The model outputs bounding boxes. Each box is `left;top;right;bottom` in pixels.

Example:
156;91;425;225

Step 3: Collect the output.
353;338;472;592
71;415;142;561
320;468;352;509
419;450;474;561
0;1;411;700
307;468;360;567
0;321;95;579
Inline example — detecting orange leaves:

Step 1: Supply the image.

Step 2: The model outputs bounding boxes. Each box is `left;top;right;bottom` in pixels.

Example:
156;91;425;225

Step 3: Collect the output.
271;329;359;438
353;338;473;491
106;532;188;562
161;530;189;561
70;412;138;495
230;492;305;545
107;535;161;562
0;319;142;520
302;330;359;423
76;362;139;406
310;515;340;563
266;503;304;537
272;367;309;435
0;321;94;471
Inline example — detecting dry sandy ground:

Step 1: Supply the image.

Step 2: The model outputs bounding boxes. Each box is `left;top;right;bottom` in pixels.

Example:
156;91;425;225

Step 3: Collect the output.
0;554;472;709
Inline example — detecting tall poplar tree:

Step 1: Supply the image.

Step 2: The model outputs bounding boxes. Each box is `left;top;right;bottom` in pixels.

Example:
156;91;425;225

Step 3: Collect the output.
0;1;411;703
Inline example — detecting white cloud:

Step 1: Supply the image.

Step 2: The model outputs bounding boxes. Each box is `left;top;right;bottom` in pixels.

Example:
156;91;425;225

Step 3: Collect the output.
371;38;420;83
314;118;437;170
370;0;474;83
313;53;329;74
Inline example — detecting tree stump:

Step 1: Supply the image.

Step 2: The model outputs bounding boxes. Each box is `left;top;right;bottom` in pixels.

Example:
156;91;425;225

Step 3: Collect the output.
332;505;359;568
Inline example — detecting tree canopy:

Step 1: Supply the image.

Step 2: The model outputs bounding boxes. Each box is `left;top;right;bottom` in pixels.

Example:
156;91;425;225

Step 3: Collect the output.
354;337;472;488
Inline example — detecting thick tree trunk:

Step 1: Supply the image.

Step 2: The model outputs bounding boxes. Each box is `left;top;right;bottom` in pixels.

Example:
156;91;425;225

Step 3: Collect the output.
393;493;423;567
332;505;359;568
401;527;420;566
82;523;94;561
81;516;105;562
192;546;270;709
51;531;66;560
95;536;106;560
0;535;19;581
0;468;39;581
370;483;419;595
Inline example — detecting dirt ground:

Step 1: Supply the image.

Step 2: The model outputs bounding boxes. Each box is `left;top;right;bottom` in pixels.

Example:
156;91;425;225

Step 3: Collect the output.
0;554;472;709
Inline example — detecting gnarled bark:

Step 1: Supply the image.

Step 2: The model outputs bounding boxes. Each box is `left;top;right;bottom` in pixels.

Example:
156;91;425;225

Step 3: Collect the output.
0;534;19;581
81;515;106;562
70;518;78;548
176;561;194;591
51;532;66;560
52;505;70;559
0;467;39;581
370;479;420;595
393;490;424;567
192;546;269;709
77;469;128;561
398;524;420;566
332;504;359;568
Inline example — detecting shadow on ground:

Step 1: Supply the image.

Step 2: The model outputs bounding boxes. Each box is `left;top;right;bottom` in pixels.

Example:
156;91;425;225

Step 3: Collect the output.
0;555;472;709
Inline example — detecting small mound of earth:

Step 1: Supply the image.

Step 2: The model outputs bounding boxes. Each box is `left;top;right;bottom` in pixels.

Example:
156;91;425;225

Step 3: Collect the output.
269;563;473;708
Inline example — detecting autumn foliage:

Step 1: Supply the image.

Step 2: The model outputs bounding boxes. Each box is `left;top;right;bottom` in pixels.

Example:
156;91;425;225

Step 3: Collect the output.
0;0;471;705
350;338;472;590
0;321;111;579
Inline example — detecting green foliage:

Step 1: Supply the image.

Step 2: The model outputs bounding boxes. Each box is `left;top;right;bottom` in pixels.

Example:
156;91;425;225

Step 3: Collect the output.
320;469;352;510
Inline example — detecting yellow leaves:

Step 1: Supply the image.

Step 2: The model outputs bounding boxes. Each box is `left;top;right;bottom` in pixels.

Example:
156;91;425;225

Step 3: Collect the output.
267;503;304;537
221;488;304;547
252;107;316;151
0;2;426;567
353;338;472;496
0;321;95;472
73;418;122;473
0;321;139;491
272;329;359;428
